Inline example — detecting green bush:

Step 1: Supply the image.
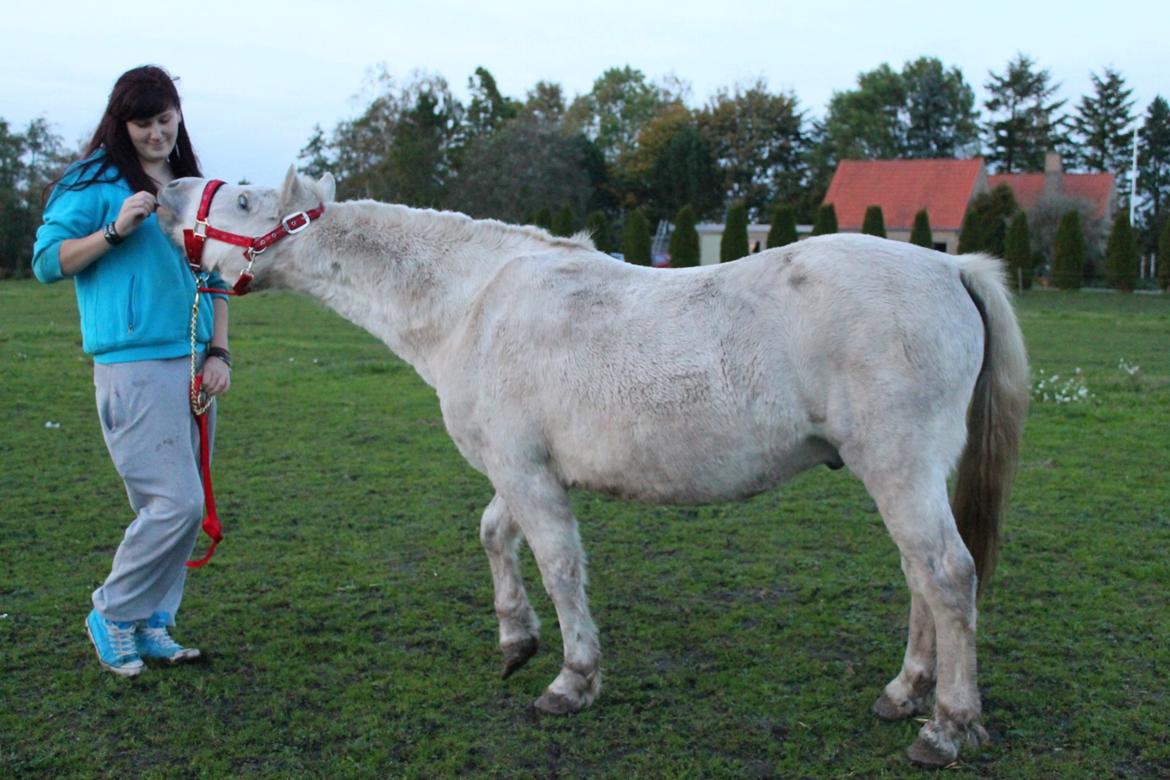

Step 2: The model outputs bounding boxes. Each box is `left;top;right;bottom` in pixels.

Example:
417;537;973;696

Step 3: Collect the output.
552;204;576;237
1051;210;1086;290
1004;211;1034;290
766;205;798;248
720;202;749;262
622;209;652;265
1104;211;1139;292
1159;219;1170;291
586;211;612;253
861;205;886;238
668;205;700;267
910;209;933;248
811;203;838;236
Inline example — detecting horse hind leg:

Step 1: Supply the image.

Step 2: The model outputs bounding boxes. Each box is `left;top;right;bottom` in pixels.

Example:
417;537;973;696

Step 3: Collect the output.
493;471;601;715
480;494;540;677
864;467;989;766
873;573;935;721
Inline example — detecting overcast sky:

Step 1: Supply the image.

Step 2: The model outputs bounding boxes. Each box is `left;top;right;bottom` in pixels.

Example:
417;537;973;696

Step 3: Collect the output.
4;0;1166;187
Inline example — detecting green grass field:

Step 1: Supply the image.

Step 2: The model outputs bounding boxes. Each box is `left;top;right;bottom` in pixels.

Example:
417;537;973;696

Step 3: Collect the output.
2;279;1167;779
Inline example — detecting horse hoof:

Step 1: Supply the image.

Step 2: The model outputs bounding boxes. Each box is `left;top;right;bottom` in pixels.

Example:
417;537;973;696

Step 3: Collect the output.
907;735;957;768
501;637;539;678
533;691;582;715
873;692;925;721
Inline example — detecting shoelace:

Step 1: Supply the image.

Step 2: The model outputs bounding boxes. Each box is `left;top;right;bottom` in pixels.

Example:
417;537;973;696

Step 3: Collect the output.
109;623;139;659
140;626;182;652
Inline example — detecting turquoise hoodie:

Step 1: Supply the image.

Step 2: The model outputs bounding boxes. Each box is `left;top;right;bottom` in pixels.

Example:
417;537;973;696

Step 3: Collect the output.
33;153;229;364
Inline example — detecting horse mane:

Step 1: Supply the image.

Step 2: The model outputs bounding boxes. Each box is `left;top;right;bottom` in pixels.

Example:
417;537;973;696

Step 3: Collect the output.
340;198;597;256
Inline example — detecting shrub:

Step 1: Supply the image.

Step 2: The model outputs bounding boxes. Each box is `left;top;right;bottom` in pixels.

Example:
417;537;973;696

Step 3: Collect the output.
909;209;933;248
861;205;886;238
1004;211;1034;290
669;205;700;267
1159;219;1170;291
766;205;798;248
958;184;1017;255
1104;212;1139;292
622;209;652;265
552;204;576;237
720;202;749;262
533;207;553;231
811;203;838;236
585;211;612;253
1051;210;1086;290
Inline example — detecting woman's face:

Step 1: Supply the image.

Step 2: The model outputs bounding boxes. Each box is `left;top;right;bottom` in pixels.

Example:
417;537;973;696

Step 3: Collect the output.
125;107;180;166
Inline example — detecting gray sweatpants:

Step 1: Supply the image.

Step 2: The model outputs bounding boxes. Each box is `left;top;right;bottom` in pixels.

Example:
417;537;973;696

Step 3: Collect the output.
91;357;215;624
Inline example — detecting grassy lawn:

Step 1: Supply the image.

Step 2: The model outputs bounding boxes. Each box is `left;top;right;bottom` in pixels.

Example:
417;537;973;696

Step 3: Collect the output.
1;279;1167;779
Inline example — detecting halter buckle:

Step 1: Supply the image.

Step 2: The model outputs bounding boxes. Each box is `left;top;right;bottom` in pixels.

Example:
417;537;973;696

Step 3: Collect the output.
282;212;311;234
193;221;209;238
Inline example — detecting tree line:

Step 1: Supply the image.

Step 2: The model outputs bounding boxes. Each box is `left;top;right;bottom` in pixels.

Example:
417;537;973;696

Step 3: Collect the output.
3;54;1169;284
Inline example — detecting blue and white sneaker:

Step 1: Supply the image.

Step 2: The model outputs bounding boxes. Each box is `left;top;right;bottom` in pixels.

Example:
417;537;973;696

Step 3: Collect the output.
135;612;202;664
85;609;145;677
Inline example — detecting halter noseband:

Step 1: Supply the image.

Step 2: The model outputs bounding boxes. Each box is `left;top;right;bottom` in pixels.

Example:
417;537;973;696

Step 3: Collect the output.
182;179;325;295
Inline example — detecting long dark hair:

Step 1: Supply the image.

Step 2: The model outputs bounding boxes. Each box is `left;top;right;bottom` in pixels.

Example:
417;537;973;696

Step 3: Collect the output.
49;65;203;200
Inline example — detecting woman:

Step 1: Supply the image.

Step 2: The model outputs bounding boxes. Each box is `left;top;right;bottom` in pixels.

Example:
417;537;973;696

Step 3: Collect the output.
33;65;231;677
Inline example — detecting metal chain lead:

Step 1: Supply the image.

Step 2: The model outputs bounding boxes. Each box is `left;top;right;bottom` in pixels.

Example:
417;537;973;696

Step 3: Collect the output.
189;276;212;415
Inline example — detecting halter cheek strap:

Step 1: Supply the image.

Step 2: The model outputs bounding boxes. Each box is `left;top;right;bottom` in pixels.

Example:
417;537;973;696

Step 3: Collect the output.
181;179;325;296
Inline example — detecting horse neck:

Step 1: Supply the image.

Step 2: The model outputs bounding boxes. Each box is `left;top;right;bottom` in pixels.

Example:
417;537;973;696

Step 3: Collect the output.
270;201;553;385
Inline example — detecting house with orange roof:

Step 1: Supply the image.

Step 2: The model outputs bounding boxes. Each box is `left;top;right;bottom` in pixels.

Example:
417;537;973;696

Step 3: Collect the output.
823;153;1116;255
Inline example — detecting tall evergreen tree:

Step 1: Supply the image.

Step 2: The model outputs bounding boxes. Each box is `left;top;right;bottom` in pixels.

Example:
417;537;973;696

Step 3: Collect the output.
766;205;798;248
983;53;1067;173
1071;67;1135;179
552;203;576;237
586;210;612;253
1104;211;1139;291
909;209;934;248
1051;210;1086;290
720;201;750;261
861;205;887;237
668;205;700;267
811;203;838;236
1003;211;1034;290
1137;96;1170;251
1158;217;1170;290
622;209;652;265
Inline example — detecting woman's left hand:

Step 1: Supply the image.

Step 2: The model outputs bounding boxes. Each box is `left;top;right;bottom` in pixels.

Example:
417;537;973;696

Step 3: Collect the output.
201;356;232;397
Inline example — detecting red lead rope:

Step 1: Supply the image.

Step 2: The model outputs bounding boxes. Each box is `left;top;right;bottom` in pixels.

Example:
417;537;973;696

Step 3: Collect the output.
187;375;222;568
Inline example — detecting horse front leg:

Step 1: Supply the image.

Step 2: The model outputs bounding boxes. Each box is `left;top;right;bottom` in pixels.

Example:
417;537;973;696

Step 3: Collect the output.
873;561;936;721
495;471;600;715
480;494;540;677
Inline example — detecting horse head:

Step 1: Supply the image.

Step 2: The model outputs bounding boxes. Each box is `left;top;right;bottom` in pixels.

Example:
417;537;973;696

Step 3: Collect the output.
158;166;335;292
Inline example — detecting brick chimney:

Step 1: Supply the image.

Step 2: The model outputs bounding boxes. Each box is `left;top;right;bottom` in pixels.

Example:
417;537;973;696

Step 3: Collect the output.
1044;151;1063;197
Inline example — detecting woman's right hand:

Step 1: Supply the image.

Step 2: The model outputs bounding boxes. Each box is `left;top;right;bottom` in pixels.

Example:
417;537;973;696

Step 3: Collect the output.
114;191;158;238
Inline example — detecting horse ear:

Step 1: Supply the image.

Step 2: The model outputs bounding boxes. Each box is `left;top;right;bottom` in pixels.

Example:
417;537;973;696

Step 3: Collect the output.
280;165;303;208
317;173;336;204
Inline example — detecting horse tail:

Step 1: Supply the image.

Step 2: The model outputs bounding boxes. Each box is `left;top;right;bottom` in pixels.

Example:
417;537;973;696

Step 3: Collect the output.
953;254;1030;596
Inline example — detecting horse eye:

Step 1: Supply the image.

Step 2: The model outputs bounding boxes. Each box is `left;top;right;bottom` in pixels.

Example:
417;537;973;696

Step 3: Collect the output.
237;194;249;211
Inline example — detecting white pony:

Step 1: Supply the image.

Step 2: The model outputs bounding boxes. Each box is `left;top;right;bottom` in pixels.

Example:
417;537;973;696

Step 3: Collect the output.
158;169;1029;766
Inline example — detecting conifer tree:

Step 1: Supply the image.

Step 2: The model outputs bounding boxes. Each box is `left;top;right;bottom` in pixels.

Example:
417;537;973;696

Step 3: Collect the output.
552;203;575;237
534;207;553;231
1158;218;1170;291
720;202;750;262
861;205;886;238
811;203;838;236
1104;211;1139;292
766;205;798;248
910;209;933;248
1003;211;1033;290
668;205;700;267
585;210;612;253
958;184;1017;255
1051;210;1085;290
622;209;652;265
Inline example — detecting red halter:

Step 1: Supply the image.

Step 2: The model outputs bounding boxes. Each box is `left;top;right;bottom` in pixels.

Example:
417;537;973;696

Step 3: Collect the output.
182;179;325;295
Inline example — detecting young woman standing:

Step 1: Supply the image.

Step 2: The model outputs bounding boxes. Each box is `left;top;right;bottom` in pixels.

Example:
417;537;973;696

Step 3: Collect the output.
34;65;231;677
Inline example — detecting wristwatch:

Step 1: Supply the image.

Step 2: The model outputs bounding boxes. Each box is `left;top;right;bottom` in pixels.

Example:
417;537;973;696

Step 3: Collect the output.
103;222;123;246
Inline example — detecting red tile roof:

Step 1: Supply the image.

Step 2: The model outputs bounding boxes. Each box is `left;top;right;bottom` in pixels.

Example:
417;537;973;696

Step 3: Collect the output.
824;159;985;231
987;172;1115;220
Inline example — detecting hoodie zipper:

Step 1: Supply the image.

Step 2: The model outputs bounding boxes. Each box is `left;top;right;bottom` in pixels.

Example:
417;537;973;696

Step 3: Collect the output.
127;275;136;333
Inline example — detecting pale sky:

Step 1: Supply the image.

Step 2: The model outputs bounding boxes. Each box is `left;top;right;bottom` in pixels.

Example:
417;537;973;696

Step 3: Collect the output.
3;0;1166;187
